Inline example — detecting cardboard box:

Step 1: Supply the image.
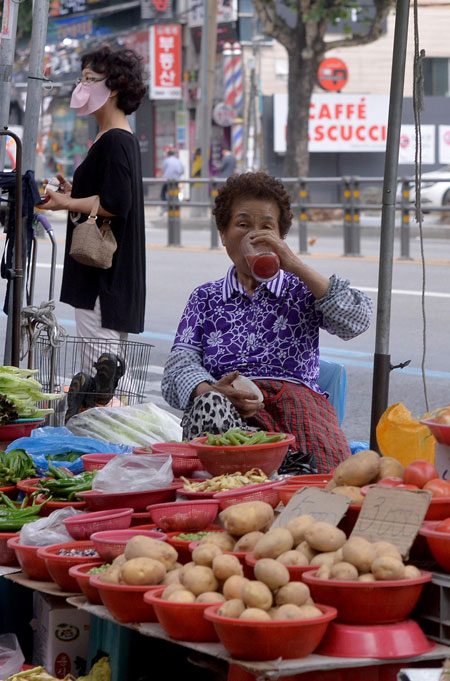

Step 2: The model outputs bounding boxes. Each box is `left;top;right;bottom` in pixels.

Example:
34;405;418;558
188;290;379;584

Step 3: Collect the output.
32;592;90;679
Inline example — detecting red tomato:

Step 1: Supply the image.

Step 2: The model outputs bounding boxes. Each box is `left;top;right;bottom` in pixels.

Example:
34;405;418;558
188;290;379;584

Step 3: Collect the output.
403;460;439;488
396;483;419;490
423;479;450;498
376;477;403;487
437;517;450;533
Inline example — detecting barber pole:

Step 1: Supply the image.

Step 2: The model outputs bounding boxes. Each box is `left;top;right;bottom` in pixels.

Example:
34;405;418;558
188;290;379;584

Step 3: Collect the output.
223;42;235;108
232;117;243;164
232;43;243;113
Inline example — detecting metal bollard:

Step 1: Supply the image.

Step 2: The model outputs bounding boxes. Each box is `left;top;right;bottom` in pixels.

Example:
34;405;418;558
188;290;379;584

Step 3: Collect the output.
342;177;352;256
298;179;309;254
399;178;412;260
167;180;181;246
350;177;361;256
210;179;219;249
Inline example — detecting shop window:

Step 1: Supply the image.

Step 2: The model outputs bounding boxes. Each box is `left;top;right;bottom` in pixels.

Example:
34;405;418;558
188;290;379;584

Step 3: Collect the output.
423;58;450;96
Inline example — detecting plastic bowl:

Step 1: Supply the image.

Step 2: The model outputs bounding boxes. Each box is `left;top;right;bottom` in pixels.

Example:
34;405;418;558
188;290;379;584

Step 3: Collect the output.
63;508;134;540
37;541;99;591
146;500;219;532
419;520;450;571
17;477;51;496
90;529;168;561
425;497;450;521
36;496;87;517
316;619;435;658
143;586;220;641
77;483;181;512
130;512;154;527
7;536;51;579
285;474;333;487
421;418;450;446
245;552;319;583
302;569;432;624
0;420;44;449
68;561;106;604
135;443;204;478
213;480;286;510
0;485;18;500
89;574;161;623
165;526;223;564
177;488;218;501
189;433;295;478
204;602;337;661
80;453;118;472
0;532;20;566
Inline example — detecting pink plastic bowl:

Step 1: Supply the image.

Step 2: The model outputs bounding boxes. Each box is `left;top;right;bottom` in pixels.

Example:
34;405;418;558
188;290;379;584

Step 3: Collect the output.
89;575;160;623
135;443;204;478
421;418;450;446
7;536;51;580
143;586;219;642
68;561;105;604
37;541;98;591
204;602;337;661
63;508;134;540
77;482;182;511
302;569;432;624
419;520;450;571
90;528;168;561
146;499;219;532
80;453;118;472
213;480;286;510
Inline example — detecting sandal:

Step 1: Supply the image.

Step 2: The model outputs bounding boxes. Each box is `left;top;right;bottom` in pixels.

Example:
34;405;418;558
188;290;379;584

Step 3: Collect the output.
65;372;96;423
90;352;125;406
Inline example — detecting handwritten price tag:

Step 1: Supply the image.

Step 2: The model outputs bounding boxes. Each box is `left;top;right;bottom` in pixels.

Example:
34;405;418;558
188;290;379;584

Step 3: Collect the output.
350;486;432;557
272;487;351;529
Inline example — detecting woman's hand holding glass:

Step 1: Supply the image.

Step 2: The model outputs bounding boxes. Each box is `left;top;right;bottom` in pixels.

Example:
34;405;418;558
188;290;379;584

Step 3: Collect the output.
247;231;299;275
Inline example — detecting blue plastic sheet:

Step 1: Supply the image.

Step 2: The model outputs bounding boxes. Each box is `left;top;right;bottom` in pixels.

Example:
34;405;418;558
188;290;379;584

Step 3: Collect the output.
6;426;132;475
349;440;370;455
317;358;348;426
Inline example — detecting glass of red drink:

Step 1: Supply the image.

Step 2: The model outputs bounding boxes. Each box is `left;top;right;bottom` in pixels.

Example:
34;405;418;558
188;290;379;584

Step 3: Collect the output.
241;231;280;282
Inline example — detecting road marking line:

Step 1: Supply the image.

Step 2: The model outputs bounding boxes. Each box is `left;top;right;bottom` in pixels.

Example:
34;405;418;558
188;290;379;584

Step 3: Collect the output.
358;286;450;299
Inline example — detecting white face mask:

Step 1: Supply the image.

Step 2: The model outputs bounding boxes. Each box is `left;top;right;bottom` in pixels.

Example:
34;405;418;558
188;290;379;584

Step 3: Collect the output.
70;80;111;116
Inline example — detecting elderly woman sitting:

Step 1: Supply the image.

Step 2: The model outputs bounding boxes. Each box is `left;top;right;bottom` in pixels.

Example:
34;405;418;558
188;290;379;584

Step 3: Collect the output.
161;172;373;474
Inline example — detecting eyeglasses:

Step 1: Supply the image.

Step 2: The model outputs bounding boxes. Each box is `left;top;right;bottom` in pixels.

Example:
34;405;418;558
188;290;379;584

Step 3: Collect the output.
76;76;106;85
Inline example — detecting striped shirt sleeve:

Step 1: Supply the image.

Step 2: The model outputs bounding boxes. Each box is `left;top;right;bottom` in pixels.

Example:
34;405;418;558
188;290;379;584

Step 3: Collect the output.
161;347;217;411
315;274;374;340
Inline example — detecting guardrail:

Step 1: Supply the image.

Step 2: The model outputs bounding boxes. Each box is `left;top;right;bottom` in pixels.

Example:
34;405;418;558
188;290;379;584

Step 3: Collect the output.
143;175;450;258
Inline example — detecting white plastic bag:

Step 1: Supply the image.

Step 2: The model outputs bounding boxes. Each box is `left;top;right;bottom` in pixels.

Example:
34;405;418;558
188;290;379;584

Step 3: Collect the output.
0;634;25;679
19;506;84;547
66;402;182;446
92;454;173;493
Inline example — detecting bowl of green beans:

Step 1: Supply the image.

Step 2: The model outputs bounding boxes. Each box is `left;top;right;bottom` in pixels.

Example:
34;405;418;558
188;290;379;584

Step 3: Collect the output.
189;429;295;478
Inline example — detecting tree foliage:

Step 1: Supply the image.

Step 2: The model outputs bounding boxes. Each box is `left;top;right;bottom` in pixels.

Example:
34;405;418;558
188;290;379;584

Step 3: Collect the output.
252;0;395;177
17;0;33;42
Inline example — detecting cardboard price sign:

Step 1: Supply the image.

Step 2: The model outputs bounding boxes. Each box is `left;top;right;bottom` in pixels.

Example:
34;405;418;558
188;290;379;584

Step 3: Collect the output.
272;487;351;529
350;486;432;557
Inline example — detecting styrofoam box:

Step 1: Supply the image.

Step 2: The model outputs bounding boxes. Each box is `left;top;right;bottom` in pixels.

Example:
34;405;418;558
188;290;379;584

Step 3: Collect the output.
32;592;90;679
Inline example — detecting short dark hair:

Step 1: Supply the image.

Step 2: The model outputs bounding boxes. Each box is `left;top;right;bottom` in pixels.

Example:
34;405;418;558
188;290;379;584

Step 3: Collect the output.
81;44;147;115
213;172;293;237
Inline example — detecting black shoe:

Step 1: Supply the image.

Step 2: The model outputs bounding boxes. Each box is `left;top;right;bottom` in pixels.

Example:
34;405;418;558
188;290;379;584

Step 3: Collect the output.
65;372;96;423
90;352;125;406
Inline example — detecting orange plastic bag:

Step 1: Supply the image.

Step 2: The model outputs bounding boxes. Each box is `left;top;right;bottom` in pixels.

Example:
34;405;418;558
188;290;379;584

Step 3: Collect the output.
376;402;436;467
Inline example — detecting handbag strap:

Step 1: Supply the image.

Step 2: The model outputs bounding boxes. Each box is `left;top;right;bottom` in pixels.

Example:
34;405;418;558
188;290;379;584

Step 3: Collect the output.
87;195;112;232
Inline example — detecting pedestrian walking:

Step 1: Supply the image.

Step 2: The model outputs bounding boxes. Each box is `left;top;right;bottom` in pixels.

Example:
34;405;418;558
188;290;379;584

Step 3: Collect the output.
217;148;237;178
161;148;184;212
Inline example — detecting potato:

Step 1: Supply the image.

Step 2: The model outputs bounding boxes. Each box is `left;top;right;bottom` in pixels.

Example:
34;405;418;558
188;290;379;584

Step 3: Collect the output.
98;565;121;584
374;456;405;482
239;608;272;621
212;554;243;580
325;479;337;491
371;556;405;581
358;573;376;582
310;551;336;567
253;528;294;559
331;486;365;505
120;557;166;585
167;590;196;603
222;575;249;600
233;532;265;552
218;599;246;618
329;562;359;581
178;561;196;582
275;581;310;606
112;554;127;566
315;564;332;580
254;558;290;590
334;548;344;563
372;541;402;561
304;522;346;552
124;536;178;569
199;532;236;552
277;550;309;566
162;583;187;599
162;568;181;585
242;580;273;610
295;604;323;619
180;565;218;595
192;543;223;567
285;515;316;544
342;537;376;573
333;450;381;487
219;501;274;536
195;592;226;603
272;604;306;620
404;565;422;579
295;541;316;562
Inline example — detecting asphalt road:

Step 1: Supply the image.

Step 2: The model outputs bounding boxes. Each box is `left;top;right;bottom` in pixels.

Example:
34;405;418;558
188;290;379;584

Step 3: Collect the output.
1;208;449;444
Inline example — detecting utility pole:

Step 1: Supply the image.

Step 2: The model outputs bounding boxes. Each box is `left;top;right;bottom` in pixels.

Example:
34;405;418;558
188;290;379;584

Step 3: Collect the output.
0;0;20;170
196;0;217;180
22;0;50;173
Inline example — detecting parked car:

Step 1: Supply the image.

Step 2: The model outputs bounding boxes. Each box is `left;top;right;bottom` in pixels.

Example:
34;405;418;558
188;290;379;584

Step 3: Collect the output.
397;166;450;214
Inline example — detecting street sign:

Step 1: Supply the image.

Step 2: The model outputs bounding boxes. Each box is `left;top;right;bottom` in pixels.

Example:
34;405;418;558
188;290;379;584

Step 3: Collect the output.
318;58;348;92
213;102;236;127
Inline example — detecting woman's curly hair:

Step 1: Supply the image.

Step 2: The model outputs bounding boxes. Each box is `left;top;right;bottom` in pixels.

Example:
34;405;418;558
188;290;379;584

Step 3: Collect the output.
81;44;147;115
213;172;293;237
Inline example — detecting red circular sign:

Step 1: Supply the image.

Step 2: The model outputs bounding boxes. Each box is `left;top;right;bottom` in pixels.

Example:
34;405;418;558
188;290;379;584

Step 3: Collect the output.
317;58;348;91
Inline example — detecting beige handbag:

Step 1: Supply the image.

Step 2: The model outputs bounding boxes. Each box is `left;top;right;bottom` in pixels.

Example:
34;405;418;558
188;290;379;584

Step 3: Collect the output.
69;196;118;269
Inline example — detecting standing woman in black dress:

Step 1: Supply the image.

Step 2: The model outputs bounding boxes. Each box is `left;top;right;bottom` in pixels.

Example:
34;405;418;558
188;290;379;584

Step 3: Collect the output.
44;45;147;416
